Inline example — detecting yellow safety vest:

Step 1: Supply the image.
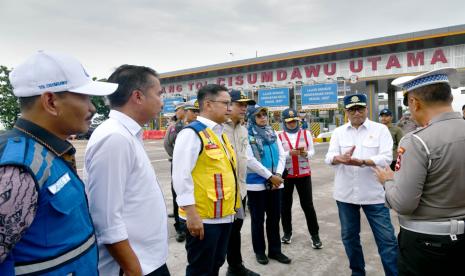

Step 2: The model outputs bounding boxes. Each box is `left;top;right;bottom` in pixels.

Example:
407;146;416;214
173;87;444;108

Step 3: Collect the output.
179;122;240;219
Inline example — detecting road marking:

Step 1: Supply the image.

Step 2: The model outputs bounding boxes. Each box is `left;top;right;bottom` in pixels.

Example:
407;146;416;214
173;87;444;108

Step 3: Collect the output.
151;159;169;163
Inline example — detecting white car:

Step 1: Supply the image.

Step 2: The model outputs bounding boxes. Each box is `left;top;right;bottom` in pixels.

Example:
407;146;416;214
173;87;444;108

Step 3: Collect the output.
317;131;332;139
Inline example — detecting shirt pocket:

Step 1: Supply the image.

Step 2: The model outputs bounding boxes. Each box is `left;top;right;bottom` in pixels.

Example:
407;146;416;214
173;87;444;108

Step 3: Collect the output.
340;142;354;155
362;135;380;157
49;181;83;215
204;148;233;202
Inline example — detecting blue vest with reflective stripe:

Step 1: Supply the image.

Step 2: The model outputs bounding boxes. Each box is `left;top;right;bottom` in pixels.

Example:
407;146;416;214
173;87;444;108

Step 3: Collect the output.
246;136;279;185
0;134;98;276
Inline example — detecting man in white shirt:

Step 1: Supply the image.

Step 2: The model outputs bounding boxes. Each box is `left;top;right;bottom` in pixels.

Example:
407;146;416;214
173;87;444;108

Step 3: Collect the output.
224;90;259;276
325;94;397;276
85;65;169;276
173;84;241;276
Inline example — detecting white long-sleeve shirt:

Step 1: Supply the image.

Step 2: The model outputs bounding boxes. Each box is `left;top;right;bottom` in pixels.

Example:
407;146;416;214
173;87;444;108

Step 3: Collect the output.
172;116;234;224
325;119;393;204
84;110;168;275
246;131;286;191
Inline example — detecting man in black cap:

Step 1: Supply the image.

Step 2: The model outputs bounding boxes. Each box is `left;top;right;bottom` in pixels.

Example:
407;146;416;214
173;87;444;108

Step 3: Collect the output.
325;93;398;276
375;67;465;276
379;108;404;170
224;90;259;276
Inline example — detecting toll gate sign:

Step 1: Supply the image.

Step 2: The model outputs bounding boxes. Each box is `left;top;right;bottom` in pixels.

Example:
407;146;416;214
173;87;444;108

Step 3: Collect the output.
257;88;290;111
162;97;184;115
301;83;338;110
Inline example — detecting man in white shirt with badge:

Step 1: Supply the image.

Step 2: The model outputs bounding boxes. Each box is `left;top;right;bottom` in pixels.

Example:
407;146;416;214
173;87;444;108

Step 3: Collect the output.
325;94;398;276
85;65;169;276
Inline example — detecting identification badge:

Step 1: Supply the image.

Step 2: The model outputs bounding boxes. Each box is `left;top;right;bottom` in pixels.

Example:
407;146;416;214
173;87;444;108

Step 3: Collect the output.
48;173;71;194
395;147;405;171
206;144;219;150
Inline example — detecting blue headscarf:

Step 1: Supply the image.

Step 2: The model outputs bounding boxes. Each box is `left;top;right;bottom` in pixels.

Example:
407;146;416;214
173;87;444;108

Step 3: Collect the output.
282;120;300;133
246;105;277;156
281;108;300;134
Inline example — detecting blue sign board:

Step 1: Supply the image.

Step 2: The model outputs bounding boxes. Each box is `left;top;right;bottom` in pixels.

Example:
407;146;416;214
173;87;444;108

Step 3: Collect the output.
301;83;338;109
258;88;289;110
162;97;184;114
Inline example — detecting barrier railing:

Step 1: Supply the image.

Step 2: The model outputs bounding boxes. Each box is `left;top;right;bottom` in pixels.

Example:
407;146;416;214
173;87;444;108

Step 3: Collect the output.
143;130;166;140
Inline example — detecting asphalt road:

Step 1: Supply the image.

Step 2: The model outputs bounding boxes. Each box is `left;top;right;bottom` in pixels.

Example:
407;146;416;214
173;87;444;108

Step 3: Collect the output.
73;140;398;276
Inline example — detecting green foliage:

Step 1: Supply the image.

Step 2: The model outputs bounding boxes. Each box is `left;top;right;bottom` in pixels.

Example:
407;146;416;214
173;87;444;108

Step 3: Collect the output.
0;66;20;129
91;96;110;123
91;77;110;124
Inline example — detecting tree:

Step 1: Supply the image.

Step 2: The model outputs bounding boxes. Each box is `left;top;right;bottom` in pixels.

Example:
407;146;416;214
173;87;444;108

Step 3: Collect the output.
91;77;111;124
91;95;110;124
0;66;20;129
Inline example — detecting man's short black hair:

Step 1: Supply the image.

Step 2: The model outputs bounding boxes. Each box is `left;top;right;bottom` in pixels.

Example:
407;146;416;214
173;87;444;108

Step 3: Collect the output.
107;65;159;108
197;84;229;111
18;96;40;111
462;104;465;111
410;83;453;106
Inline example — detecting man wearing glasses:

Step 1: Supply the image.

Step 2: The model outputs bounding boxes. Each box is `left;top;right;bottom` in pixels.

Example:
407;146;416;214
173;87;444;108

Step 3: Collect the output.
173;84;241;276
325;94;398;276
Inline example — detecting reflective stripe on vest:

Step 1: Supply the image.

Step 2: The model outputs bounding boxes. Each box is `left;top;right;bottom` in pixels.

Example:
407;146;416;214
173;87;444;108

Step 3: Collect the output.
214;173;224;218
279;130;311;178
15;234;96;275
29;142;55;189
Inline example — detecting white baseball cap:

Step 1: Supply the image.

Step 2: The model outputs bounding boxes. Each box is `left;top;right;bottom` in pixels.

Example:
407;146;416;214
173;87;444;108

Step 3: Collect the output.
9;50;118;97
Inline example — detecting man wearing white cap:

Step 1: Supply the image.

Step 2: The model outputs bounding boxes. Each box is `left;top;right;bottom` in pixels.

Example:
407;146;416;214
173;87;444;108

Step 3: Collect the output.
375;67;465;275
85;65;169;276
0;50;117;275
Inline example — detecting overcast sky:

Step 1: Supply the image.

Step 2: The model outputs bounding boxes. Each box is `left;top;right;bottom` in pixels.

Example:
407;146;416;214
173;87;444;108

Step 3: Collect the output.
1;0;464;78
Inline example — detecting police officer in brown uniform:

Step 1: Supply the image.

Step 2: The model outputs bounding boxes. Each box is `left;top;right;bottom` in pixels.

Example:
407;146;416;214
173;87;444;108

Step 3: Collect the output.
374;67;465;276
164;101;187;242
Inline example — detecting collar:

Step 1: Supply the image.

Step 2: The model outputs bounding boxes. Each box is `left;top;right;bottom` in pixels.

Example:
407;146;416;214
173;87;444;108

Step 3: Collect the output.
109;110;143;138
197;116;224;136
347;118;371;130
14;118;74;157
430;112;463;125
225;119;240;129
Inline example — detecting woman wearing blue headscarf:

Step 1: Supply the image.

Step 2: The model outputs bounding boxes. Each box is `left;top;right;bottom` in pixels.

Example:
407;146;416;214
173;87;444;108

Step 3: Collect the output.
245;105;290;265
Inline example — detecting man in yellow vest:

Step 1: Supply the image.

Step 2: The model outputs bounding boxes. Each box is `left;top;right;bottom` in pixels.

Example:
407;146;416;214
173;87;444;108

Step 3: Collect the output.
173;84;241;276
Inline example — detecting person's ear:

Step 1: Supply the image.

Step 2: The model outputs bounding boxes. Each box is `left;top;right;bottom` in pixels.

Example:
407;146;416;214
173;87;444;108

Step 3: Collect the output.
40;92;60;116
130;89;144;104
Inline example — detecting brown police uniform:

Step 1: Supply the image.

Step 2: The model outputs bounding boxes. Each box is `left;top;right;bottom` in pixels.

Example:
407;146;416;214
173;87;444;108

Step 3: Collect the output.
385;112;465;275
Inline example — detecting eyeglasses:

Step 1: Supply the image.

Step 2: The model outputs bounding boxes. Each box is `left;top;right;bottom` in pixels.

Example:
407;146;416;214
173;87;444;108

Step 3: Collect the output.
209;100;232;107
347;107;366;114
256;113;268;118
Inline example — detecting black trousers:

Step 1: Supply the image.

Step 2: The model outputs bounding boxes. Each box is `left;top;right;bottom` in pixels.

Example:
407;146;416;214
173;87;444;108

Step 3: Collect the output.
146;264;170;276
170;162;184;233
185;223;233;276
281;175;319;236
247;189;282;255
398;227;465;276
120;264;170;276
390;160;397;171
227;198;247;267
